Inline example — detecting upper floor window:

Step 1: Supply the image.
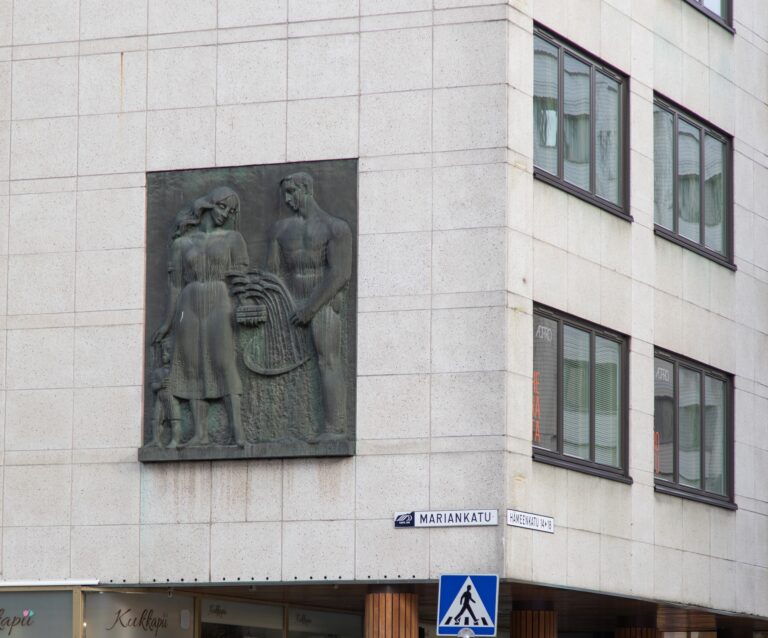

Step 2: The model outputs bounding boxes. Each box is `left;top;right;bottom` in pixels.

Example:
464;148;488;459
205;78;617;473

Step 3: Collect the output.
533;306;630;482
533;27;629;219
653;97;733;267
654;350;734;508
683;0;733;30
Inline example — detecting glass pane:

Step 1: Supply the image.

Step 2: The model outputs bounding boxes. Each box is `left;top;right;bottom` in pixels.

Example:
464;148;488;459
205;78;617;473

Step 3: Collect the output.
533;314;558;451
202;599;284;638
0;591;73;638
678;367;701;489
654;105;675;230
704;135;726;254
563;325;590;460
85;592;194;638
594;337;621;467
533;36;559;175
678;119;701;242
595;72;621;205
563;54;591;190
701;0;726;18
654;358;674;481
704;376;727;495
288;608;362;638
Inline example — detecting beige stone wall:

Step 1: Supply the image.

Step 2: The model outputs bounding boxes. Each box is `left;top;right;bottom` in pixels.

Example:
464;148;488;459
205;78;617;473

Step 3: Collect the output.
507;0;768;619
0;0;510;585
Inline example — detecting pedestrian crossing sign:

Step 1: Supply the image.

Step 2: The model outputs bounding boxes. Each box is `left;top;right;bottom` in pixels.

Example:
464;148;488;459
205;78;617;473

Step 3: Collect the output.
437;574;499;637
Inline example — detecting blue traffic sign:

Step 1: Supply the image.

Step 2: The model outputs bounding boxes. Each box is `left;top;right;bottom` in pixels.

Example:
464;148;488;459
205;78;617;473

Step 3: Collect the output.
437;574;499;637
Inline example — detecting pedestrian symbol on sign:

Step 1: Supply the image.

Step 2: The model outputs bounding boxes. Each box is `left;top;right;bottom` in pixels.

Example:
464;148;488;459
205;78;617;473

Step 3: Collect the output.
456;584;478;624
437;575;498;637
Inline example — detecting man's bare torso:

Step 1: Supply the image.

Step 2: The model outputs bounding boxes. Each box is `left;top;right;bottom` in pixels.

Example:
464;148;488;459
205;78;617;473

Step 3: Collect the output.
273;215;340;299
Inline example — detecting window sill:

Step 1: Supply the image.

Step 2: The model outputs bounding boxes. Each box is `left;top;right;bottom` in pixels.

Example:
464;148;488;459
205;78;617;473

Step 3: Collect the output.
654;226;736;271
533;169;633;223
654;480;737;510
533;449;633;485
681;0;735;34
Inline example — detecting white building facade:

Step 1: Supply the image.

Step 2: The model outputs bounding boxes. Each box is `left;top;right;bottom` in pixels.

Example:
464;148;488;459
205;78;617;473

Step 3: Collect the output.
0;0;766;636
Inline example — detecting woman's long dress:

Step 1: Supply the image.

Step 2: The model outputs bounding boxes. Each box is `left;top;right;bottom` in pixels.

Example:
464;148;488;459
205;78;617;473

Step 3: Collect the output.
167;227;248;399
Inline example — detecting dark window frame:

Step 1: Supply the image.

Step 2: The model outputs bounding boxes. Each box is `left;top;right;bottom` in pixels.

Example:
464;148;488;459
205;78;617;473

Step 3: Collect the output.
653;348;736;509
532;305;631;484
653;94;735;269
533;25;631;222
682;0;734;33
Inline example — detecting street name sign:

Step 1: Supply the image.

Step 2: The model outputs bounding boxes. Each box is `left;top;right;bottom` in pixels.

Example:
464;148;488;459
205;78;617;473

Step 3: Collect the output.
506;509;554;533
393;510;498;528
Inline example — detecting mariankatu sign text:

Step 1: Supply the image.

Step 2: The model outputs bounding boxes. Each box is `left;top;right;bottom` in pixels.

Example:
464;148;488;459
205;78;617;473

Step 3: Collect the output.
394;510;498;528
506;509;554;533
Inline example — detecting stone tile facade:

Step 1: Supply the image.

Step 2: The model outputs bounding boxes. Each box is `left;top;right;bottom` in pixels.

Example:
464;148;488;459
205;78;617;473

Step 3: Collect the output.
0;0;765;622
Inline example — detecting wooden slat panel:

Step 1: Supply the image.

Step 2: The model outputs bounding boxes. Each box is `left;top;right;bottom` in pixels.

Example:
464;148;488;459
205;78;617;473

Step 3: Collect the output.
365;592;418;638
378;593;385;638
365;593;372;638
511;610;557;638
392;594;405;638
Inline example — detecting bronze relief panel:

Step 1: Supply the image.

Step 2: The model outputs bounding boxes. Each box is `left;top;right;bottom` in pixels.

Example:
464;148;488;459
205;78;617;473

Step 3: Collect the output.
140;160;357;461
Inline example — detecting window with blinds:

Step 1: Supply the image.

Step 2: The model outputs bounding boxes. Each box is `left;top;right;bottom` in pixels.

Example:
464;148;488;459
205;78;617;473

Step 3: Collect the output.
533;306;629;482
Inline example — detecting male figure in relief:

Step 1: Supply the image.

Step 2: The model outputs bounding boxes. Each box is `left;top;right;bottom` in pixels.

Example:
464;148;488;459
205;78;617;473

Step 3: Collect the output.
266;172;353;437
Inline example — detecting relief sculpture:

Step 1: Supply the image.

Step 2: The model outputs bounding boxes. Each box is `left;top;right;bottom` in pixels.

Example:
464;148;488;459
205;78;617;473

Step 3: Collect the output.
140;161;357;462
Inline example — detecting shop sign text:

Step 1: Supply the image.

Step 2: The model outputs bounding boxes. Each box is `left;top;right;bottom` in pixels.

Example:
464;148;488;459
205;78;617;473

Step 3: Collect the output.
0;609;34;635
107;609;168;637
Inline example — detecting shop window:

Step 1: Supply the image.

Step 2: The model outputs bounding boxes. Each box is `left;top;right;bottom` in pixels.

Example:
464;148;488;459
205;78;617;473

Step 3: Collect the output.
653;96;734;267
532;306;630;482
201;598;283;638
288;607;363;638
0;591;73;638
682;0;733;30
533;27;629;219
84;591;194;637
654;350;735;508
83;593;363;638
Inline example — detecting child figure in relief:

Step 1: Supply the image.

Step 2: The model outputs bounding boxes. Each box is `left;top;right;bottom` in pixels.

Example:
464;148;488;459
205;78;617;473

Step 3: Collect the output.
150;339;182;448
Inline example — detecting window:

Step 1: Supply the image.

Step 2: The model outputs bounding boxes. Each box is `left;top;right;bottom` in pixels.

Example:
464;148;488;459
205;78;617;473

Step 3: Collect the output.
533;27;629;218
654;96;733;267
682;0;733;30
654;350;734;508
532;306;629;482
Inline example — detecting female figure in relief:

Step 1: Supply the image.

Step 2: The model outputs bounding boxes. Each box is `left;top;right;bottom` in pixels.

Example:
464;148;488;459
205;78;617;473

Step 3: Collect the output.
153;186;248;447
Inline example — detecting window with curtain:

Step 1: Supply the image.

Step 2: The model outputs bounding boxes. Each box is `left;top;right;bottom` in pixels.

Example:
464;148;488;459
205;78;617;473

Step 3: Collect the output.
533;306;628;481
533;27;628;218
653;96;732;265
653;350;733;508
